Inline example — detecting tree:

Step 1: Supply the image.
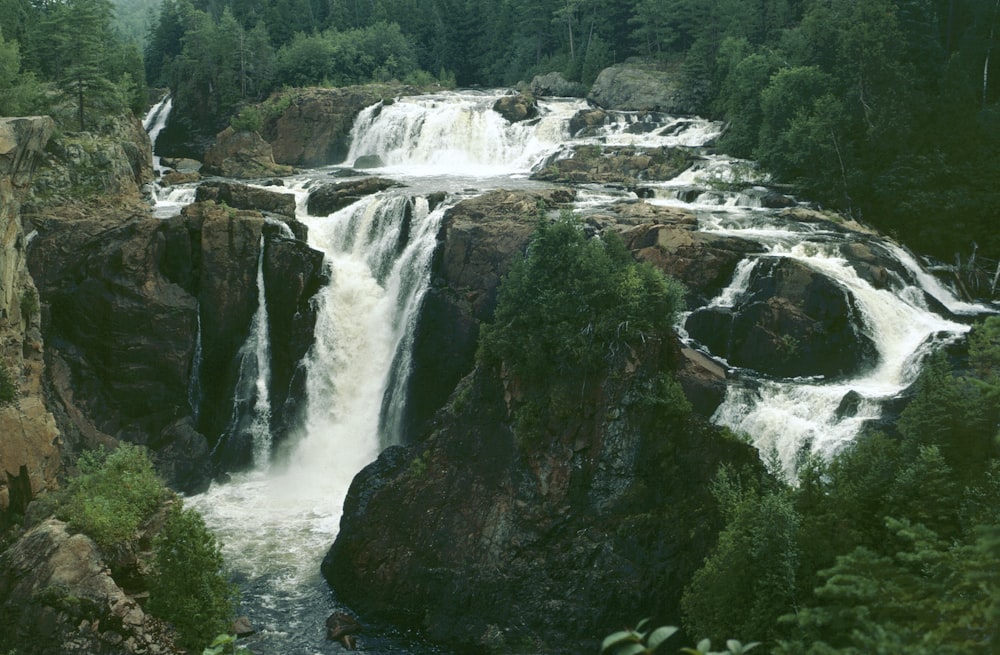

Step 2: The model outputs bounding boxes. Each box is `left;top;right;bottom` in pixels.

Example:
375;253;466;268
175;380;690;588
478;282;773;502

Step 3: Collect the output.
47;0;116;130
148;502;236;651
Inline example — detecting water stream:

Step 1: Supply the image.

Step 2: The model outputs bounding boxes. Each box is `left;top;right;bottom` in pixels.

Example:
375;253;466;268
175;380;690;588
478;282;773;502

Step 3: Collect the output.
143;90;993;652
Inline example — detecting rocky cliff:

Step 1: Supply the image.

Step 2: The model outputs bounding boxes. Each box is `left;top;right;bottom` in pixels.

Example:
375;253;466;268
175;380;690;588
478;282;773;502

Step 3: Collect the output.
323;191;765;654
26;197;325;488
0;117;61;531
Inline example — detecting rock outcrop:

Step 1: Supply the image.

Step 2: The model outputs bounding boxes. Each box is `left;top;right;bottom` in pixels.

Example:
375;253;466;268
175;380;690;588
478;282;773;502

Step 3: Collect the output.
0;116;61;530
202;128;293;179
0;517;182;654
402;188;574;441
533;145;694;186
306;177;402;216
324;196;762;651
262;84;417;167
27;201;327;486
685;257;878;378
527;72;587;97
588;60;692;114
29;114;153;207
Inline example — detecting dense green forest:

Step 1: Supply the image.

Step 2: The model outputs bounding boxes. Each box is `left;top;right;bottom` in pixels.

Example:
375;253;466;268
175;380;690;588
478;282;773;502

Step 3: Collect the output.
1;0;998;262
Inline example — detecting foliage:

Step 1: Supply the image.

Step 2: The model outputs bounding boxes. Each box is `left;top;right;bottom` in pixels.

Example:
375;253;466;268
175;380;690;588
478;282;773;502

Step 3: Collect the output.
479;211;683;381
148;502;236;652
230;105;262;133
601;620;759;655
477;211;685;443
57;444;164;549
202;633;250;655
0;363;16;404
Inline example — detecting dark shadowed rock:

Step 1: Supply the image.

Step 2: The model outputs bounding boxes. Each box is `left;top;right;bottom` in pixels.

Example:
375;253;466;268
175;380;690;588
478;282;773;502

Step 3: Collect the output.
685;257;878;378
306;177;402;216
353;154;385;169
402;188;574;441
492;93;538;123
203;128;293;179
532;145;694;185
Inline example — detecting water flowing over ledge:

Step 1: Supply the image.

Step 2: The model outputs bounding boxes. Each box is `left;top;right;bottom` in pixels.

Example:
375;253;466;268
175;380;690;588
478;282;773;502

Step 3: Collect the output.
143;89;994;652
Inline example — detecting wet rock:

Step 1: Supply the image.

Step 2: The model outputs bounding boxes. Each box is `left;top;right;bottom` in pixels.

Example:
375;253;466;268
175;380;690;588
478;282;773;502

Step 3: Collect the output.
232;615;255;637
492;93;538;123
306;177;402;216
532;145;694;185
195;180;297;219
325;611;361;647
353;154;384;169
203;128;293;179
685;257;878;379
160;171;200;186
568;107;609;136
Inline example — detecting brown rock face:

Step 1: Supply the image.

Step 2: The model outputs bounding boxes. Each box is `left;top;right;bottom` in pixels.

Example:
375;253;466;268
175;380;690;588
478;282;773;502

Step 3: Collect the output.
28;200;326;487
263;85;416;167
533;145;694;185
203;128;293;179
0;116;61;529
402;188;574;441
492;93;538;123
306;177;402;216
0;518;182;654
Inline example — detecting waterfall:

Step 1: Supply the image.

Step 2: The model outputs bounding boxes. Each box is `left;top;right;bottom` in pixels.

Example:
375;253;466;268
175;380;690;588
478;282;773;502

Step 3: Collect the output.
188;190;449;652
346;91;583;176
188;308;203;423
142;95;172;177
215;236;274;468
179;90;993;651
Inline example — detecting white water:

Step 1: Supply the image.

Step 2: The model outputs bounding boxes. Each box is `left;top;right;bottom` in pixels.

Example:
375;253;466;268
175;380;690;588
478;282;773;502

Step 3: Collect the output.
187;189;449;653
140;88;994;650
142;95;172;177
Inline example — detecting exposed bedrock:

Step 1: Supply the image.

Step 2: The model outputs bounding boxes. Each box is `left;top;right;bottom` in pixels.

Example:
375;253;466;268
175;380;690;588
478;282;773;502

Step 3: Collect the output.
27;201;326;488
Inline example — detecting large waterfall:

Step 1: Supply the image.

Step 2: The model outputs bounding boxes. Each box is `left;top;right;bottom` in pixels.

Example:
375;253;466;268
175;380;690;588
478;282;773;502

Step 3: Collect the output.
144;90;991;653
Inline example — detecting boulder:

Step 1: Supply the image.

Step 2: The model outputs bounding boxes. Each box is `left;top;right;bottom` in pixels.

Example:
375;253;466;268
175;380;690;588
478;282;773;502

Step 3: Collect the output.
528;72;587;97
195;180;298;219
160;170;200;186
685;257;878;379
306;177;402;216
202;128;293;179
568;107;609;136
492;93;539;123
353;154;384;169
532;145;694;185
588;60;692;113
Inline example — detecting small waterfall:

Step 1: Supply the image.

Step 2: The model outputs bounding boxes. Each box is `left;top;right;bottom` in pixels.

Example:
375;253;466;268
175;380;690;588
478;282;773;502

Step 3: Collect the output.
142;95;172;177
217;236;274;468
188;308;203;423
702;225;977;475
346;91;583;175
188;191;449;652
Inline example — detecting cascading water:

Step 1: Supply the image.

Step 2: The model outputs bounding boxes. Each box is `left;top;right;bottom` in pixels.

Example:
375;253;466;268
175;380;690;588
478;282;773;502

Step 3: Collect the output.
167;89;993;652
188;188;452;653
142;95;172;178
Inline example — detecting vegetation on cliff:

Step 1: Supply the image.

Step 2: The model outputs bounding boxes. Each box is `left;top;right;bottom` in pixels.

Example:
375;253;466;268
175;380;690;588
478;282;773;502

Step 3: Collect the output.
31;444;236;652
680;317;1000;652
479;211;688;443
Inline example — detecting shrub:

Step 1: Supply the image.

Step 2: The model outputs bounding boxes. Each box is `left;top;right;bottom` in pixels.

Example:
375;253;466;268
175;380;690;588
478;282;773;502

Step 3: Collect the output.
19;286;38;320
57;444;164;549
0;363;16;404
148;503;236;652
229;106;262;133
480;212;684;380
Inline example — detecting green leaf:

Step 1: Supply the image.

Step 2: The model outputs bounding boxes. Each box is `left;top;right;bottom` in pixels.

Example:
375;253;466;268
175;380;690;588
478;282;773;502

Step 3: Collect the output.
616;644;648;655
647;626;679;651
601;630;638;653
697;639;712;652
635;618;651;633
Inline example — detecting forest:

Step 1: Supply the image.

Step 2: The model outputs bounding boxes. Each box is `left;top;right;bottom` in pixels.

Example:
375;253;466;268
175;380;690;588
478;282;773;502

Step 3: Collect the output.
1;0;999;264
1;0;999;653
